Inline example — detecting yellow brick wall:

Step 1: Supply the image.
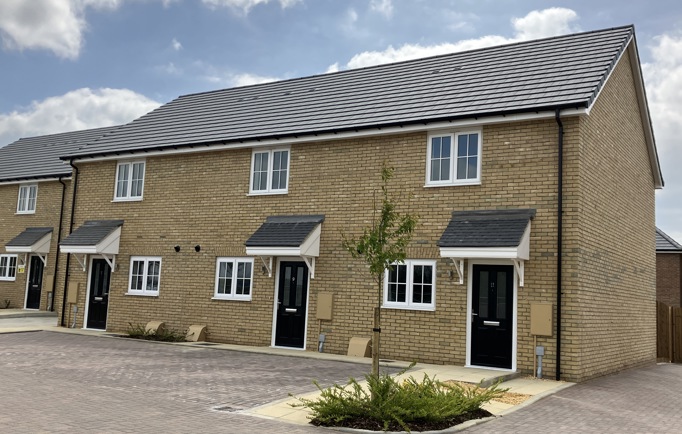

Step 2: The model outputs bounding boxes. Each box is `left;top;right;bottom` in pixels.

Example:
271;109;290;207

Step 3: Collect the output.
0;180;72;314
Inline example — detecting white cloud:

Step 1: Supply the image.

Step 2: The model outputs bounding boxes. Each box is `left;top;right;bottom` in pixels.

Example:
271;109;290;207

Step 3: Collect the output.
204;72;280;87
0;88;161;146
370;0;393;19
335;7;580;70
201;0;301;14
171;37;182;51
0;0;123;59
325;62;339;74
643;32;682;241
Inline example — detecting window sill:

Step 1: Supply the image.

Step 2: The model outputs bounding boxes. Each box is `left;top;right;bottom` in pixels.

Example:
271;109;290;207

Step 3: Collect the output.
247;190;288;197
15;211;36;215
424;180;480;188
112;197;143;203
0;279;17;282
125;292;159;297
212;296;252;302
382;305;435;312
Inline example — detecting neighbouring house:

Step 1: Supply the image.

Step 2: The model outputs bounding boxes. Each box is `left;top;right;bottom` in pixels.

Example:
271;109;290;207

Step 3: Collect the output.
0;127;118;314
49;25;660;382
656;228;682;307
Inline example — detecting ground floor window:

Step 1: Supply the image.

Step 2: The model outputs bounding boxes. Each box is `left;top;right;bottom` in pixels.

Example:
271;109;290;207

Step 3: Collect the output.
127;256;161;295
0;254;18;281
214;257;253;301
383;260;436;310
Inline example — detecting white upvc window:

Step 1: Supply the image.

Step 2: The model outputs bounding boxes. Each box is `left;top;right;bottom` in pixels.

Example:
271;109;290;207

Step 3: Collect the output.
0;254;18;281
426;131;481;186
383;260;436;310
17;184;38;213
114;160;145;201
214;257;254;301
127;256;161;296
249;148;289;194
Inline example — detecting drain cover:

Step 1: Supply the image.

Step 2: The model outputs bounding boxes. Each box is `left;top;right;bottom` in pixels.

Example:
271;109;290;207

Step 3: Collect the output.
213;405;240;412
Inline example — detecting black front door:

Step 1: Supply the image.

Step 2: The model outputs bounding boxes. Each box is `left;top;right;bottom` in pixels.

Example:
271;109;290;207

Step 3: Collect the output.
471;264;514;369
87;258;111;330
26;256;44;309
275;261;309;348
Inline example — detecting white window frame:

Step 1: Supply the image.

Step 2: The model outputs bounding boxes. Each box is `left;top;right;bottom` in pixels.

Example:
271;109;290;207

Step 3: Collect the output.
383;259;436;310
114;160;146;201
0;254;18;281
213;257;254;301
249;147;290;195
16;184;38;214
425;131;481;187
127;256;161;296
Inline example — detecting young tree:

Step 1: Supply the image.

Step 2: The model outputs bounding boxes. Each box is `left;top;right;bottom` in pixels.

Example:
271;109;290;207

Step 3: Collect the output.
342;163;417;377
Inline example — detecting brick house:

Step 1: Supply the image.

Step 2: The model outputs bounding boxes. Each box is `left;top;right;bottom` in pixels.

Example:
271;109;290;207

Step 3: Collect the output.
53;25;661;382
656;228;682;307
0;127;117;314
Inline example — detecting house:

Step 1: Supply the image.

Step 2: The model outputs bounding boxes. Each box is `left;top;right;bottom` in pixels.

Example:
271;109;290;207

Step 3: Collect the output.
51;25;661;382
0;127;118;317
656;228;682;307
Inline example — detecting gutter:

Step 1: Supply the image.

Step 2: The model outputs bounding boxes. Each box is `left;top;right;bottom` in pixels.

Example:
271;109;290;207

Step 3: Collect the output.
60;160;79;327
555;109;564;381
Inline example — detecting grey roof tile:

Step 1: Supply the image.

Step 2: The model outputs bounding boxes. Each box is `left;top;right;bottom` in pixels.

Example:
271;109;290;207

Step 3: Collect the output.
5;227;53;247
245;215;325;247
438;209;536;248
656;227;682;251
0;126;120;182
64;26;634;159
60;220;124;247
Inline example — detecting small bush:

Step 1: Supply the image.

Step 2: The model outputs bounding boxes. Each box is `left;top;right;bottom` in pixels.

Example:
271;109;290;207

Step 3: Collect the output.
292;367;506;432
125;323;186;342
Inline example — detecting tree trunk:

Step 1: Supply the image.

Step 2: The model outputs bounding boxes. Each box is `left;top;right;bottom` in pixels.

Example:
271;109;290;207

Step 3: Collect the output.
372;306;380;377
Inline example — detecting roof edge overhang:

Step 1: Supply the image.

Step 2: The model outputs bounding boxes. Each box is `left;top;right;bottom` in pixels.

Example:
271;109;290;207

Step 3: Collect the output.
59;226;121;255
63;107;589;163
5;232;52;254
0;175;72;185
439;221;531;260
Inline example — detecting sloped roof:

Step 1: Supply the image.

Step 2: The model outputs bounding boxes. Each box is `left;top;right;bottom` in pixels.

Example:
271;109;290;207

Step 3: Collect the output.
656;227;682;252
65;26;635;159
5;227;53;248
438;209;536;248
60;220;124;247
245;215;325;247
0;126;120;182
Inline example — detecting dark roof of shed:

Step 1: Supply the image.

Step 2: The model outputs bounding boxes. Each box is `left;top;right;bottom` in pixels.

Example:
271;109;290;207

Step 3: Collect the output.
5;227;53;247
60;220;124;247
245;215;325;247
0;126;120;182
64;26;634;159
438;209;536;248
656;227;682;252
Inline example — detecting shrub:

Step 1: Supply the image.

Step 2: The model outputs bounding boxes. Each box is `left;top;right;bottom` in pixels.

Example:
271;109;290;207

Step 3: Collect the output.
292;367;506;432
125;323;186;342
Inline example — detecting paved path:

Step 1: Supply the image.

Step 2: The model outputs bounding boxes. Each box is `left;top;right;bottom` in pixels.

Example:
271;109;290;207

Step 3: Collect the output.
0;331;374;433
463;363;682;433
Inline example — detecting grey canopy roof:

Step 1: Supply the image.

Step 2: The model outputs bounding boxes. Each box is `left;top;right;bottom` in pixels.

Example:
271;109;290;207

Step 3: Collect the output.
5;227;53;247
0;126;119;182
60;220;124;247
438;209;536;248
245;215;325;247
656;227;682;252
64;26;635;159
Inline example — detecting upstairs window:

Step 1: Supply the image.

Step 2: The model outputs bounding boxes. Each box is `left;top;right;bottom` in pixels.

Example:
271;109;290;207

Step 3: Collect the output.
383;260;436;310
0;254;18;281
426;131;481;186
127;256;161;295
17;184;37;214
214;258;254;301
250;148;289;194
115;161;145;201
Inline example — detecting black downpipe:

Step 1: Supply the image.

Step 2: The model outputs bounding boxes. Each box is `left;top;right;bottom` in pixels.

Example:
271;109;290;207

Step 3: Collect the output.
555;109;564;381
51;176;67;312
60;160;79;327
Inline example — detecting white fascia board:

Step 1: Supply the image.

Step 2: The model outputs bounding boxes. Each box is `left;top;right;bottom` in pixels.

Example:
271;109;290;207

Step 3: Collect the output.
439;246;521;259
60;245;99;254
299;225;322;257
0;177;72;186
70;109;587;164
96;227;121;255
245;246;302;257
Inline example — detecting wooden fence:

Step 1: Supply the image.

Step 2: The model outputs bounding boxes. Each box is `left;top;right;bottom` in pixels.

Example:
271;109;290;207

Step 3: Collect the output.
657;301;682;363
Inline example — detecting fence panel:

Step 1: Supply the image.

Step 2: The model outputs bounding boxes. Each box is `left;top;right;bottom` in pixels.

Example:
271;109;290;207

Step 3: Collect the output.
657;301;671;361
673;306;682;364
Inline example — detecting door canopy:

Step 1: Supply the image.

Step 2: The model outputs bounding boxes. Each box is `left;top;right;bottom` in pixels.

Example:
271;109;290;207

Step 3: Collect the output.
245;215;324;278
59;220;124;272
5;227;53;266
438;209;536;286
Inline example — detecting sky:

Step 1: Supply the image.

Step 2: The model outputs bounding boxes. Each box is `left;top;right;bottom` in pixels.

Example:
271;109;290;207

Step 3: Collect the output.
0;0;681;240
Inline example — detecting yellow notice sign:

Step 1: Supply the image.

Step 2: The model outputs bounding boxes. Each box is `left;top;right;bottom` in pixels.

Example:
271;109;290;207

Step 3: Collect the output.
17;265;25;274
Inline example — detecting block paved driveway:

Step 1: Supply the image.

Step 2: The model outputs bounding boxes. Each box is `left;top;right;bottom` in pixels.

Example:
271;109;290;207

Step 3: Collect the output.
0;331;378;433
463;363;682;433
